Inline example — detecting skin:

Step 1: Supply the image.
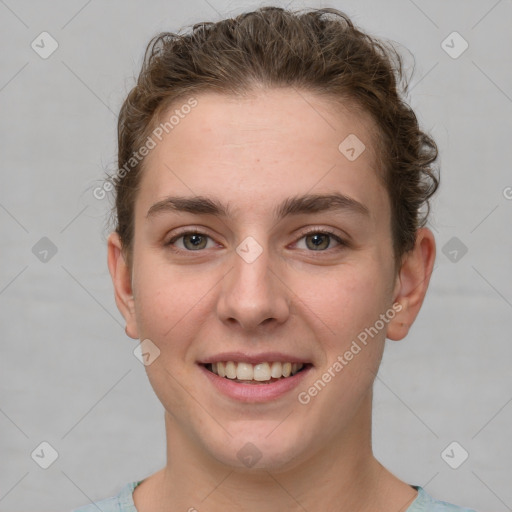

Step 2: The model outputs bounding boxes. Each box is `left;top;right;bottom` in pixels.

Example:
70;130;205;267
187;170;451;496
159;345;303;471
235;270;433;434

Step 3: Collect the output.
108;88;436;512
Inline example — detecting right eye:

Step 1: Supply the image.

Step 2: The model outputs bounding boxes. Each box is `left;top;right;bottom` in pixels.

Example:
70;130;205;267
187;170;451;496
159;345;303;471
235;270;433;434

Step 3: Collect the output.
166;230;217;251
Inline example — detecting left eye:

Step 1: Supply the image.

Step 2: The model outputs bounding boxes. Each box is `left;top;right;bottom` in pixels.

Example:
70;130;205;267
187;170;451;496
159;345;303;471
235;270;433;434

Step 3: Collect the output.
167;232;216;251
295;231;344;251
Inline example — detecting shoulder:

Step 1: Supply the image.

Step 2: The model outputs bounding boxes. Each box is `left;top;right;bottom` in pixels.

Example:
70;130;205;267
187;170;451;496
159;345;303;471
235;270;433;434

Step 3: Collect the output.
408;486;478;512
71;481;140;512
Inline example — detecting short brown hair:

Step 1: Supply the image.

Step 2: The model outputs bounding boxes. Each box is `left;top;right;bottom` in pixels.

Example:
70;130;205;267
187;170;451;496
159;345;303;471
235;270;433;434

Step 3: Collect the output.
114;6;439;268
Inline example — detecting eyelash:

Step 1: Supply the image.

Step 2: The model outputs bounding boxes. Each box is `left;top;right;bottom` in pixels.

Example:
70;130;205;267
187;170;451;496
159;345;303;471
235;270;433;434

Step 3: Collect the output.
294;228;347;252
165;229;215;252
165;228;347;254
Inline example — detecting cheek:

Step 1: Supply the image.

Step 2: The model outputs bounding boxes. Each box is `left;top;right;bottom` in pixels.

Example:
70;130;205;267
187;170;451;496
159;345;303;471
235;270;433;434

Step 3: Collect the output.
298;262;391;347
131;263;211;411
132;257;217;350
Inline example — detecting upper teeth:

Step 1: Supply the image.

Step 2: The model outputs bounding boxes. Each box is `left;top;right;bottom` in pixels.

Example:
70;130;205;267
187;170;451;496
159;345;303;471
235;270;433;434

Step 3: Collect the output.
210;361;304;381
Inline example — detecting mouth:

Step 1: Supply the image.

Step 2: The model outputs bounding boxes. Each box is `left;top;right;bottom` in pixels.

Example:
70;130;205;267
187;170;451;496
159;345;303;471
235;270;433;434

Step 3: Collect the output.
198;354;312;402
198;352;313;402
202;361;309;384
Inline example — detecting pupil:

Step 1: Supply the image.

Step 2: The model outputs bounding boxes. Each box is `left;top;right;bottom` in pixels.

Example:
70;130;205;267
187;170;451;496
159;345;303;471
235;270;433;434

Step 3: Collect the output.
308;234;329;250
185;234;206;249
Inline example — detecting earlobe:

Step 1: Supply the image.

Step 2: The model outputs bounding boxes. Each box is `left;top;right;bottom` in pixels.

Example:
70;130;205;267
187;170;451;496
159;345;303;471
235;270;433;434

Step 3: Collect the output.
107;232;139;339
386;228;436;341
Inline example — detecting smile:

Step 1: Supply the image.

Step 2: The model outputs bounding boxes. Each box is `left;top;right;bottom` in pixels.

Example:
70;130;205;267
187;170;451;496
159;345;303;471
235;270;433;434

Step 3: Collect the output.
205;361;305;383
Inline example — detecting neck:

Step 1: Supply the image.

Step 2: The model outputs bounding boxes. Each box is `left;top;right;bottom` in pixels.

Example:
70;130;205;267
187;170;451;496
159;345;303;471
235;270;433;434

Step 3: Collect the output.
133;392;416;511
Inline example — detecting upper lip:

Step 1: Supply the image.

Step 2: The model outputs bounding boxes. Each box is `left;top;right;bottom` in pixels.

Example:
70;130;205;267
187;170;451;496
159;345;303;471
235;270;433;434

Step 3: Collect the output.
198;351;311;365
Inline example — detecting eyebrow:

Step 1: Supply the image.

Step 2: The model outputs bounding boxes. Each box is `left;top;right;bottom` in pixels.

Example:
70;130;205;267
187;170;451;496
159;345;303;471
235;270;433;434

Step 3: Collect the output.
146;193;370;220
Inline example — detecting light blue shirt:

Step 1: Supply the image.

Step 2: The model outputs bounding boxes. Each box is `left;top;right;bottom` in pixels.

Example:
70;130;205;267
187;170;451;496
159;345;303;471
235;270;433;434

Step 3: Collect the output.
72;482;478;511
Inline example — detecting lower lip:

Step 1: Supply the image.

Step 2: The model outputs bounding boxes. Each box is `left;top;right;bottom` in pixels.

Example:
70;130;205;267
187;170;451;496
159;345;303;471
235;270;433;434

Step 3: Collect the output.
199;364;312;403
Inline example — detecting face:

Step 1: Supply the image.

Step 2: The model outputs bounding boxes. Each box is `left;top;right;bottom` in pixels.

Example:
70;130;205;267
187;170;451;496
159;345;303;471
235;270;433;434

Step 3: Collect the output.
112;88;412;471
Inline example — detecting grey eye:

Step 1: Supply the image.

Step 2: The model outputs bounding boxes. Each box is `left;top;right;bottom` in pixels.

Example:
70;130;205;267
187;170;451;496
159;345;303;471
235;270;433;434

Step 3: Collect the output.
182;233;209;250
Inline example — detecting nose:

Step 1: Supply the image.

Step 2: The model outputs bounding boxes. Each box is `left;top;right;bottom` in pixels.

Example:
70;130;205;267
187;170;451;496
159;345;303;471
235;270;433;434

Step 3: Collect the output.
216;245;291;332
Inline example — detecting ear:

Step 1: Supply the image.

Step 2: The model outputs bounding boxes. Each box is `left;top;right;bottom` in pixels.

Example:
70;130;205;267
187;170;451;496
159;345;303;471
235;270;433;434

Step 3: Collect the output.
387;228;436;341
107;232;139;339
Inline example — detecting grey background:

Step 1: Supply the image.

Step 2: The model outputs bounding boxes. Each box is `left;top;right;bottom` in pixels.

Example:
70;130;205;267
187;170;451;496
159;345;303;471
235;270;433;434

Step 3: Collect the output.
0;0;511;510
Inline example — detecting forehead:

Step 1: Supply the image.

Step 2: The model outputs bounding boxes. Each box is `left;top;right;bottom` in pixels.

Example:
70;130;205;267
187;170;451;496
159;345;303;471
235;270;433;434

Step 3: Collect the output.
137;88;388;222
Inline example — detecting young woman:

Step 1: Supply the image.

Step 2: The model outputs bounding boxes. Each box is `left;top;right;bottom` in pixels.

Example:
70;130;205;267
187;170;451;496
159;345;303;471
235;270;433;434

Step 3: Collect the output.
75;6;477;512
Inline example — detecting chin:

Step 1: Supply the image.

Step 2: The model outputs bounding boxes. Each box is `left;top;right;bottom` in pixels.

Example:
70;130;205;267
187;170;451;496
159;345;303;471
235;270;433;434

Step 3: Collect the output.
202;423;310;473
